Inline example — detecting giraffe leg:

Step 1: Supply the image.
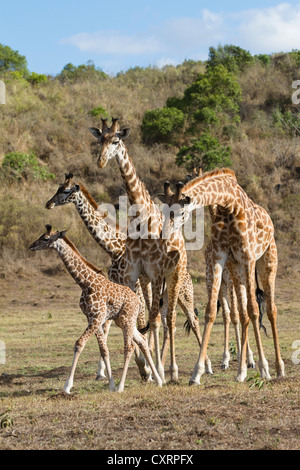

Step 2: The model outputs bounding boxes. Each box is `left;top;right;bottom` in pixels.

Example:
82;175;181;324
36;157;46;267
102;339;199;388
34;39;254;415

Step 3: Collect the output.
139;277;154;352
116;326;136;393
160;288;170;366
189;252;225;386
166;266;185;383
245;262;271;380
257;240;285;378
219;281;231;370
177;275;213;375
132;280;152;382
229;281;255;368
133;328;163;387
227;262;251;382
64;324;96;394
149;278;165;383
95;320;112;380
95;328;116;392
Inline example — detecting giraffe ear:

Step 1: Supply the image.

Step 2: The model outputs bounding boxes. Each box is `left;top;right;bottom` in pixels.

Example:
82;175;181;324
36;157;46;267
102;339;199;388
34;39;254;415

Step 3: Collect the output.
58;230;67;239
89;127;102;139
117;127;131;140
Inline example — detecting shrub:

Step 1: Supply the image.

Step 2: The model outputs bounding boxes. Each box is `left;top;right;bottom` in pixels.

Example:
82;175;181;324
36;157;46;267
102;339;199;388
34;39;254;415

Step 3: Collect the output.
272;106;300;136
1;152;55;181
58;61;108;83
207;44;254;73
176;133;232;172
141;107;185;143
89;105;109;118
27;72;48;85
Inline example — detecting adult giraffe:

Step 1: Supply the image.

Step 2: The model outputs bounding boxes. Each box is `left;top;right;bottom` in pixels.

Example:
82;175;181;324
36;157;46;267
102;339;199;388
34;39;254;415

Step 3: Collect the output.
163;168;285;385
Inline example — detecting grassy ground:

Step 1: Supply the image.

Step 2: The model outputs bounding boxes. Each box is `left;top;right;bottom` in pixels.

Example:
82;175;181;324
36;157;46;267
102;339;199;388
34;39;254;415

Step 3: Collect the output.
0;258;299;451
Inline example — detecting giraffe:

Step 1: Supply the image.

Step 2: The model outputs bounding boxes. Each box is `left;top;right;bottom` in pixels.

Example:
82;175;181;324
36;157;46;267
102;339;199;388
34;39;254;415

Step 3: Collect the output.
89;118;212;382
45;173;210;380
29;225;163;393
184;167;255;370
163;168;285;385
45;173;151;381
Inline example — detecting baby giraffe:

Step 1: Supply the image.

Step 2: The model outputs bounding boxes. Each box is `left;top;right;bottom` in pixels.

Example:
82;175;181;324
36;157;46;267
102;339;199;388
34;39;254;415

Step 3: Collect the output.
29;225;162;393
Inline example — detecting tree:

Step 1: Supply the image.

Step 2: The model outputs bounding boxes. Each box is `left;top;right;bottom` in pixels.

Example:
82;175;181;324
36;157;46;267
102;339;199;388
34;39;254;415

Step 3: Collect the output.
176;133;232;172
0;44;28;74
141;107;185;144
207;44;254;73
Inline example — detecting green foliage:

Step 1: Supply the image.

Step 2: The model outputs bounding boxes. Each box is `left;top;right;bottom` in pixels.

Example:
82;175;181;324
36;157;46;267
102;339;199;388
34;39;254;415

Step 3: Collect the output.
180;65;241;128
58;61;108;82
1;152;55;182
141;106;185;143
272;106;300;135
176;133;232;172
207;44;254;73
27;72;48;85
289;49;300;67
255;54;271;66
89;105;109;118
246;372;269;390
0;410;13;429
0;43;28;74
142;62;241;144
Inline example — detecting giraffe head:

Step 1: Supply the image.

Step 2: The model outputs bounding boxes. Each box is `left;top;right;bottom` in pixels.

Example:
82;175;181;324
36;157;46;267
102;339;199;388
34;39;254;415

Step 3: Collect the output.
89;118;131;168
45;173;80;209
29;225;67;251
158;181;192;238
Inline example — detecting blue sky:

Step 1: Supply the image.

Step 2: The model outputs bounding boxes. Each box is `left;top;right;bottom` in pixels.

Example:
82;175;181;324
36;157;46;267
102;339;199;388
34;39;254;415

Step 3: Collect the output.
1;0;300;75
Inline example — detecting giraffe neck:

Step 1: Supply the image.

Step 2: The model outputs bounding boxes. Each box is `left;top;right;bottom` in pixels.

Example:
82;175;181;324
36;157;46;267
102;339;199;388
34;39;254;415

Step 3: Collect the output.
116;143;163;235
53;237;102;290
73;187;126;260
185;176;240;214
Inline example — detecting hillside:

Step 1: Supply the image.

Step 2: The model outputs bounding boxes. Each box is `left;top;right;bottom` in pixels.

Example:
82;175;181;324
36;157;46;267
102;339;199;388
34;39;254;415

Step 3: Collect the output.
0;49;300;281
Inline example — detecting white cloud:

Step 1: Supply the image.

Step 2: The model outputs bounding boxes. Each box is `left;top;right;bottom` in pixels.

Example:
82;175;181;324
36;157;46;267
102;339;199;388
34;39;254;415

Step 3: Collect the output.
62;31;161;56
236;3;300;53
61;3;300;64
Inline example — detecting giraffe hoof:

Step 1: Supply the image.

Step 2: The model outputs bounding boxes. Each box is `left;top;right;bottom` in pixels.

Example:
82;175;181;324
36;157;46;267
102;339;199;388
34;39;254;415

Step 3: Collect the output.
247;362;256;369
189;379;200;387
95;374;106;381
221;364;229;370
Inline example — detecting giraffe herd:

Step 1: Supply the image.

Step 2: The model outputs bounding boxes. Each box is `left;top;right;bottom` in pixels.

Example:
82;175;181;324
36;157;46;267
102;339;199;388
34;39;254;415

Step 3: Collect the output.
29;118;285;393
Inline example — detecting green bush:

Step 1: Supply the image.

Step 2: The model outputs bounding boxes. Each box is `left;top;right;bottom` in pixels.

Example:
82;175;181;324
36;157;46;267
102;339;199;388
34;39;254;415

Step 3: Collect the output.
58;61;108;82
141;106;185;143
272;106;300;136
27;72;48;85
207;44;254;73
255;54;271;66
1;152;55;181
89;105;109;118
176;133;232;172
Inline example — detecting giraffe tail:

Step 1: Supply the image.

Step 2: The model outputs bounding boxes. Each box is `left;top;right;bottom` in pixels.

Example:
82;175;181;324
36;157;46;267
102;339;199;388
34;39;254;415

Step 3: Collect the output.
183;308;199;335
138;322;150;335
255;268;269;337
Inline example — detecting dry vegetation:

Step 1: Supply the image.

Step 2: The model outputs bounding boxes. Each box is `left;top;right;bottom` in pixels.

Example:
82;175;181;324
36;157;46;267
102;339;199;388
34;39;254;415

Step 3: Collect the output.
0;56;299;451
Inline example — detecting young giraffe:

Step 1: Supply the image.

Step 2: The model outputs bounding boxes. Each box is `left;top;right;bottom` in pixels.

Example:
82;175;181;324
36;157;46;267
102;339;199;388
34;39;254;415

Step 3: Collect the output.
89;119;212;382
45;173;210;379
45;173;151;381
164;168;285;385
29;225;163;393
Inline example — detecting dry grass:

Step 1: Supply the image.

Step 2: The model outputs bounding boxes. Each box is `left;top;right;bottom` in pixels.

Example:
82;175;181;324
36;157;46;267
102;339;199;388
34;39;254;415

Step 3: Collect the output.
0;260;299;451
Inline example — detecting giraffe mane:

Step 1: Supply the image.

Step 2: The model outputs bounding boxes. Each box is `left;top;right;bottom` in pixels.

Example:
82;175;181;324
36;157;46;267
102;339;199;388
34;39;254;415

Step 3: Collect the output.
183;168;237;192
78;184;99;211
62;236;105;276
